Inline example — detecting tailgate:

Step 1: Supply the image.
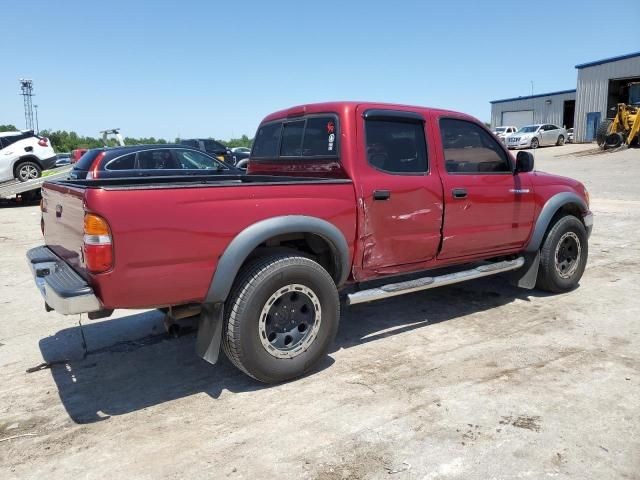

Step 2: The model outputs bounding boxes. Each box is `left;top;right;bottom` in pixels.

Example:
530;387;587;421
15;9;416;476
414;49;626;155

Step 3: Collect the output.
41;182;88;278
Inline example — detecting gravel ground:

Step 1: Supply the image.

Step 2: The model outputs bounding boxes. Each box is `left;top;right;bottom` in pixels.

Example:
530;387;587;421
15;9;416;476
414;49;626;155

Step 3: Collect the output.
0;143;638;479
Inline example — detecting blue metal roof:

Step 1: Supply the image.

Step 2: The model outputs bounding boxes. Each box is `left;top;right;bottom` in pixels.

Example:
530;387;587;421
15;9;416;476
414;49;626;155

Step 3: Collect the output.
490;89;576;105
575;51;640;69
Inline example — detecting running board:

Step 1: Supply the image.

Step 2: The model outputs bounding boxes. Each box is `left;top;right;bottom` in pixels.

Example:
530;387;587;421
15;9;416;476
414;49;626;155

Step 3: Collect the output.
347;257;525;306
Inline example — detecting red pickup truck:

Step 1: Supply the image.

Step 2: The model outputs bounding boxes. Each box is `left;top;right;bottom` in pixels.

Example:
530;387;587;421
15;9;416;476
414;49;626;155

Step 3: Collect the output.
28;102;593;383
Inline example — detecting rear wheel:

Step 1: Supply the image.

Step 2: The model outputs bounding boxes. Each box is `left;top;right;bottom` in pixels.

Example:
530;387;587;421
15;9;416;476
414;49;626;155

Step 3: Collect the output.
556;135;565;146
530;137;539;149
536;215;588;293
222;253;340;383
596;119;612;148
15;161;42;182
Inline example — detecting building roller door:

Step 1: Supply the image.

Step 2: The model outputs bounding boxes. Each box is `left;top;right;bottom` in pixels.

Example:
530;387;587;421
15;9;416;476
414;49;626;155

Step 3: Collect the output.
501;110;534;127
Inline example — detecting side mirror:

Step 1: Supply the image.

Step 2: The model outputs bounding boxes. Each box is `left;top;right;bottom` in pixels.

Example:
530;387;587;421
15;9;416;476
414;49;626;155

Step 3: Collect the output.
515;151;534;173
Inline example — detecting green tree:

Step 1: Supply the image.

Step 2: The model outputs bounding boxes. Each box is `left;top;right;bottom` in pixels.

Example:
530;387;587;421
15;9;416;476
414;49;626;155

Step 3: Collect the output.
0;124;18;132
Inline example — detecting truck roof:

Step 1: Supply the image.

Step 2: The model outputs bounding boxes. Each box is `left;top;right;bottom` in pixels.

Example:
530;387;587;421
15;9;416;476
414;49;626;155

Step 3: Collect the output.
261;101;470;123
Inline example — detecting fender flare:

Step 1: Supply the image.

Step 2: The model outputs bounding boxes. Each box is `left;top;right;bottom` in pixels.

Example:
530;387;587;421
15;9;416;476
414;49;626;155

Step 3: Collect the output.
525;192;587;252
204;215;351;303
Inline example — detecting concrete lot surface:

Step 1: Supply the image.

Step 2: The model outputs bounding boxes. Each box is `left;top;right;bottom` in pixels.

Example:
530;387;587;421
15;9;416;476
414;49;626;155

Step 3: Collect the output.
1;143;638;479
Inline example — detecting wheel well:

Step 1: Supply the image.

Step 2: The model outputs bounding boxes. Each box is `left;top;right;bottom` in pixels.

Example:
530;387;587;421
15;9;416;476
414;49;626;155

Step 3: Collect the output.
13;156;41;175
542;203;585;244
241;232;339;282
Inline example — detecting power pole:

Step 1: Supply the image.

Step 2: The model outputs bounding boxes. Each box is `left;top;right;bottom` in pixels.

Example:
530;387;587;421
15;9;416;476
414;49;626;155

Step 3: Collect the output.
20;79;35;131
34;105;39;134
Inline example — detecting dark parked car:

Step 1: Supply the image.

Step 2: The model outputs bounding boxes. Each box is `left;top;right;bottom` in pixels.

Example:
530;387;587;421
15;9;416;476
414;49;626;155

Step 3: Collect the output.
55;153;71;167
179;139;235;165
69;144;241;180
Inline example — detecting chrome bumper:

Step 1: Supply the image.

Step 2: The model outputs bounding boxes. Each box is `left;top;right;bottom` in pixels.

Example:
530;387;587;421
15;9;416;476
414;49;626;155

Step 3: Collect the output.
26;246;101;315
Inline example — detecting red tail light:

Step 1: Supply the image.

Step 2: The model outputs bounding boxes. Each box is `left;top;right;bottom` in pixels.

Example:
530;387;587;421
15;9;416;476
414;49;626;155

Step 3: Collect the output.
87;152;105;180
83;213;113;273
38;137;49;147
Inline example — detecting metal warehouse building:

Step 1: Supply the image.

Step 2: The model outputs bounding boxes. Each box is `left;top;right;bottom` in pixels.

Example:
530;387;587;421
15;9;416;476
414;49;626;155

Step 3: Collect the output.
574;52;640;142
490;89;576;130
490;51;640;143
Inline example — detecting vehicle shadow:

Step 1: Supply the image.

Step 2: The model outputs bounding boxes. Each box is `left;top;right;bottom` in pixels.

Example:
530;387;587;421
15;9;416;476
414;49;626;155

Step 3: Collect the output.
37;276;553;424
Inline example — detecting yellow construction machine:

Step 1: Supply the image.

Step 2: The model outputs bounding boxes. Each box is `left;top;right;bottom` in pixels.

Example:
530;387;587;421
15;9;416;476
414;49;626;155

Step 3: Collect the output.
597;82;640;149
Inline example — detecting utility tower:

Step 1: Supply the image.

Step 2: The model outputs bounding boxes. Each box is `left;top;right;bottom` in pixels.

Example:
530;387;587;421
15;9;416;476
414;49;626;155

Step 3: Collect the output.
20;79;35;131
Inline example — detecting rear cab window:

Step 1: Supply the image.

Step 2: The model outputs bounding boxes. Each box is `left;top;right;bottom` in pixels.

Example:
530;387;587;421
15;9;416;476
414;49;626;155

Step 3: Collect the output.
252;114;339;161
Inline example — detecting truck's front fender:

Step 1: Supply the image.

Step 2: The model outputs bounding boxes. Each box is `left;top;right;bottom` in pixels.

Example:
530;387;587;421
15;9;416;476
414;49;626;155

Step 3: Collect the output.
204;215;351;304
525;192;588;253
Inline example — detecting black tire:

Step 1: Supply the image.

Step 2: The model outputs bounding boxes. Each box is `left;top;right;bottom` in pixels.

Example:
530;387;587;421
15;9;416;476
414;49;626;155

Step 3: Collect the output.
556;135;565;146
222;253;340;383
596;119;612;148
530;137;539;149
14;161;42;182
605;132;623;148
536;215;588;293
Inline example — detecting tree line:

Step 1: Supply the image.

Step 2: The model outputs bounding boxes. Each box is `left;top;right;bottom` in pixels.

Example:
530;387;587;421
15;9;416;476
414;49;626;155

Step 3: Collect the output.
0;124;252;152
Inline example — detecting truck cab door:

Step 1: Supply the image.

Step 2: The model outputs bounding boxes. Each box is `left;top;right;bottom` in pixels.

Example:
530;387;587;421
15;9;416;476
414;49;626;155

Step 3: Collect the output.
355;107;443;278
436;117;535;259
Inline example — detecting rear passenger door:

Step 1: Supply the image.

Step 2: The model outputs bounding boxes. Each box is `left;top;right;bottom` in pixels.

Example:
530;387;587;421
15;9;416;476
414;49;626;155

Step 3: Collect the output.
355;107;444;276
436;117;535;259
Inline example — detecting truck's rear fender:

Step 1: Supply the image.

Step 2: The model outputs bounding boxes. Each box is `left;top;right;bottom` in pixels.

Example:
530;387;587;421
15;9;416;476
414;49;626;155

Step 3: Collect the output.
525;191;588;253
204;215;350;304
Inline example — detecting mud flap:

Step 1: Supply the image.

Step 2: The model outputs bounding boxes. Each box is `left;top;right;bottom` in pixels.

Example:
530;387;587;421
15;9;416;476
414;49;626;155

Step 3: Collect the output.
508;251;540;289
195;303;224;364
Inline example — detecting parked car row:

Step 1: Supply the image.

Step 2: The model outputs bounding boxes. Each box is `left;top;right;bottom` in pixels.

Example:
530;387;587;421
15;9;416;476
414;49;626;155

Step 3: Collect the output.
492;124;568;149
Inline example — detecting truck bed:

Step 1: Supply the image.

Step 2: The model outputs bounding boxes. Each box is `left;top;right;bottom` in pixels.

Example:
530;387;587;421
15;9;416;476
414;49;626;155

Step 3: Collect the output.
41;174;357;310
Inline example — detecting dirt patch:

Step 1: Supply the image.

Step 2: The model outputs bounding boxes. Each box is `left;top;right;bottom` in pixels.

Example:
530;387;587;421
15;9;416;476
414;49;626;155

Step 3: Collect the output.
500;415;542;432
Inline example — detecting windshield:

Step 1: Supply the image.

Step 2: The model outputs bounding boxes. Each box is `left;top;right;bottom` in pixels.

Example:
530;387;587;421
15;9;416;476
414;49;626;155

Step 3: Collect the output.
493;127;506;133
518;125;539;133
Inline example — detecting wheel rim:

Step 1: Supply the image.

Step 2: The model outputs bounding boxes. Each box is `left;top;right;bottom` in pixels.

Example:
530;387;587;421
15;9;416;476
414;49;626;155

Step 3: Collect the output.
19;165;39;181
531;138;538;148
258;284;322;359
558;136;564;145
554;232;581;279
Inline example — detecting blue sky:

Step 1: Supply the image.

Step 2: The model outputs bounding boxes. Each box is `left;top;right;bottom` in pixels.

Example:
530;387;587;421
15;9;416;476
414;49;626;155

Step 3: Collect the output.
2;0;637;140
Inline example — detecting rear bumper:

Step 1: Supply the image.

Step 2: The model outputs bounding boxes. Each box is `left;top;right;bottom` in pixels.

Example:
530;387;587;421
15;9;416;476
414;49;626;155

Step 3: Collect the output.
40;155;58;171
26;246;101;315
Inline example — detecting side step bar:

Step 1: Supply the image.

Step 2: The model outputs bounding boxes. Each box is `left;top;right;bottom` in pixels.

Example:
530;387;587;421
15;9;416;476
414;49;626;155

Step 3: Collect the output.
347;257;525;306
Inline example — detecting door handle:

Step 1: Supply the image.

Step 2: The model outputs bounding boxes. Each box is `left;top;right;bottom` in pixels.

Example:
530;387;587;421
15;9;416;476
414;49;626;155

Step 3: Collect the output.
452;188;468;199
373;190;391;201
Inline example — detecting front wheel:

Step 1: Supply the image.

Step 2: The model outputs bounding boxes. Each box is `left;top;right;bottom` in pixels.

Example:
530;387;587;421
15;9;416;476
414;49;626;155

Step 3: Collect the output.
222;253;340;383
536;215;588;293
530;137;539;149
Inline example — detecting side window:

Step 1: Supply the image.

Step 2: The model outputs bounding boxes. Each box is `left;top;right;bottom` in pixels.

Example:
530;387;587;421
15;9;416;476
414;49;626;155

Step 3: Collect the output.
137;149;181;169
252;122;282;158
280;120;305;156
175;149;227;169
1;135;18;148
105;153;136;170
440;118;511;174
365;119;428;174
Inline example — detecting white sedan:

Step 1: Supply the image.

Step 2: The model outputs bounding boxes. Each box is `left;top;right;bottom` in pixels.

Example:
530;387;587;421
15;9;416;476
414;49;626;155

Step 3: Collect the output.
505;124;567;149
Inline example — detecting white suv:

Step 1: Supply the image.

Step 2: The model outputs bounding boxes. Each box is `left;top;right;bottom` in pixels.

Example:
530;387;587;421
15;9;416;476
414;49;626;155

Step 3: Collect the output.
0;131;57;183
